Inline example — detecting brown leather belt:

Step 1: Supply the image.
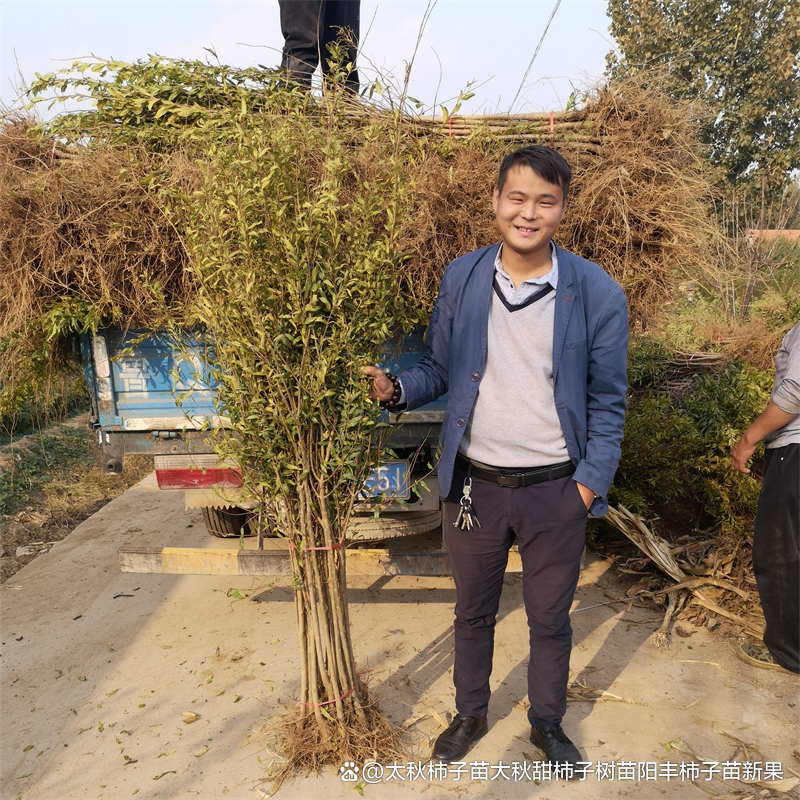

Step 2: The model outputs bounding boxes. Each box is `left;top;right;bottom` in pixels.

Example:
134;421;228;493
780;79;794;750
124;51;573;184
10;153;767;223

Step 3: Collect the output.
455;454;575;489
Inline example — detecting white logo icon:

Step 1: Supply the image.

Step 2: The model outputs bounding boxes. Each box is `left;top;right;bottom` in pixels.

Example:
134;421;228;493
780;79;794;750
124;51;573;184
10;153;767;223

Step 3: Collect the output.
340;762;360;782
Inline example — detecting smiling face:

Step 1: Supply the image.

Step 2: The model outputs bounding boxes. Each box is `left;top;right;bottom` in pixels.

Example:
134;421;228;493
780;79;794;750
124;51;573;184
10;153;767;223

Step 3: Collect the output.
492;165;567;269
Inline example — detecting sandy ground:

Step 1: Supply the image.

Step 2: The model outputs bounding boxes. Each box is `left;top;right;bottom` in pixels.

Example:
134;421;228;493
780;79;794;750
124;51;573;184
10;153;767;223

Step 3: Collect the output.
1;473;798;800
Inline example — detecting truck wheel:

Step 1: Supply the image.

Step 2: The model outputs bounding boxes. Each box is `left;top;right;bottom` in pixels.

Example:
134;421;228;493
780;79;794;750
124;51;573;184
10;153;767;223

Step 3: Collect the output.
348;509;443;541
202;506;252;538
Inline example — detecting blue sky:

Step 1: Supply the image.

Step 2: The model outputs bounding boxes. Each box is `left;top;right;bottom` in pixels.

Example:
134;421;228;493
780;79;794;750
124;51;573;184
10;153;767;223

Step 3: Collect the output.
2;1;616;116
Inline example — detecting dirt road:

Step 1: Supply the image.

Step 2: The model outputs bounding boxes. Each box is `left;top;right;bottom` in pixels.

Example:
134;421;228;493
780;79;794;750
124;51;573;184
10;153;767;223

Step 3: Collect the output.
1;473;798;800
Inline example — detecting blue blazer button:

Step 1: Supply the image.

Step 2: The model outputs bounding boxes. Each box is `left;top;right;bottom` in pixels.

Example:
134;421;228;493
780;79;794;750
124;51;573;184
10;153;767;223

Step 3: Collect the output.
471;372;480;381
456;418;466;427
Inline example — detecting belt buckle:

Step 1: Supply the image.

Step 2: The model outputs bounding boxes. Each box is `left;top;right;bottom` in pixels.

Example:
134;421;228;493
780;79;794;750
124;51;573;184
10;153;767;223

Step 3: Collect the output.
495;472;521;489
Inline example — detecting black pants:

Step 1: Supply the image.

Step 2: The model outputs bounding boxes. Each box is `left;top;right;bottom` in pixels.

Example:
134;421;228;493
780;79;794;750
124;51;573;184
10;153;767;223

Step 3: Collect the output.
445;467;588;727
753;443;800;673
278;0;360;91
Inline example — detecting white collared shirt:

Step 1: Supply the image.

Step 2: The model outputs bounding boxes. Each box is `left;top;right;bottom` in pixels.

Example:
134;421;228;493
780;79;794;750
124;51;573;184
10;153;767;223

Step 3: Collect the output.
493;241;559;305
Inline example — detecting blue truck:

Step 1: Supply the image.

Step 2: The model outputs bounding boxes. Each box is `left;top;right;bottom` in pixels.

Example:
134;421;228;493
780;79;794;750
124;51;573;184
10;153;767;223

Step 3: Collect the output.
79;327;446;541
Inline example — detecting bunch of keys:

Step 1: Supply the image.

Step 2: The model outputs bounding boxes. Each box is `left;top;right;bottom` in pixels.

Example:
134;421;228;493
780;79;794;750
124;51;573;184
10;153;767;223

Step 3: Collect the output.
454;477;481;531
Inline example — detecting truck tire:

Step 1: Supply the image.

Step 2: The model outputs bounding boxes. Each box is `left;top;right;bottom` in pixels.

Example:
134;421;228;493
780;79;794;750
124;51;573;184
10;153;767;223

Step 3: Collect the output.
202;506;252;539
348;509;443;541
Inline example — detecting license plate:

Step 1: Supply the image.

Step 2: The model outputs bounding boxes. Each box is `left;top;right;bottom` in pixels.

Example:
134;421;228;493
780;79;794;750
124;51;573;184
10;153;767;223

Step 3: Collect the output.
360;460;410;500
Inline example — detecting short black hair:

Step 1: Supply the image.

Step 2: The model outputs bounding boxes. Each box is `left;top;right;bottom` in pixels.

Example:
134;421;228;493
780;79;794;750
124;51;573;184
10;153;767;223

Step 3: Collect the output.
496;145;571;200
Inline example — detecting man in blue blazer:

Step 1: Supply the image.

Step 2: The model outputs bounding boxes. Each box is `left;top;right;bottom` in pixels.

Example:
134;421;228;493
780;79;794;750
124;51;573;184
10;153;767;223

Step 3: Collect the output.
366;145;628;770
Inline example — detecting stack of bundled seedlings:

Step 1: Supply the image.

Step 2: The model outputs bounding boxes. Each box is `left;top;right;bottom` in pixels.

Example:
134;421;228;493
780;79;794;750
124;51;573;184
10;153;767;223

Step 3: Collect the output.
412;107;599;144
0;118;191;335
1;76;720;370
559;86;720;324
0;115;193;419
391;82;721;319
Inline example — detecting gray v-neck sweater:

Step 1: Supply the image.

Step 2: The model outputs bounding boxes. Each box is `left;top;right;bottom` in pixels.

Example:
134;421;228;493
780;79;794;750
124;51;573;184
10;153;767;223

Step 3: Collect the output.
459;278;569;468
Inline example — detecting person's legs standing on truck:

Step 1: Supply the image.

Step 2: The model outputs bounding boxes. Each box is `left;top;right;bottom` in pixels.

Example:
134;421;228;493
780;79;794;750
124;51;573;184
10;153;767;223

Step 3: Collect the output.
279;0;360;92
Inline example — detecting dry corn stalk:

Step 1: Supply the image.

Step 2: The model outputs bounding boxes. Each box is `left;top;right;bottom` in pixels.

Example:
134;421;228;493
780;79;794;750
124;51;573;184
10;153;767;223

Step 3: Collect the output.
604;505;764;638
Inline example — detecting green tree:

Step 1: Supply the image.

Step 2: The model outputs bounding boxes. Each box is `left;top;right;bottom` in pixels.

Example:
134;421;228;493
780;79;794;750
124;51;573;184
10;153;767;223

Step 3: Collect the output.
607;0;800;191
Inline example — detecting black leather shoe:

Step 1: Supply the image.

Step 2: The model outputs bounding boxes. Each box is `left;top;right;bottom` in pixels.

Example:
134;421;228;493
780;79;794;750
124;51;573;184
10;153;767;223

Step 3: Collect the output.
530;724;582;774
432;714;488;762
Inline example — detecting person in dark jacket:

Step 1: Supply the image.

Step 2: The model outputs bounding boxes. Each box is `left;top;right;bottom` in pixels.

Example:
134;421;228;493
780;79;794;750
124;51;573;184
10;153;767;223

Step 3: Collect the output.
365;145;628;771
279;0;360;92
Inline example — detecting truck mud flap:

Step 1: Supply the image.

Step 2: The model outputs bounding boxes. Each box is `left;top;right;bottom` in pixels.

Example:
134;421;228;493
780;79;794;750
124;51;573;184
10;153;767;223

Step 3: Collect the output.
101;432;125;475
